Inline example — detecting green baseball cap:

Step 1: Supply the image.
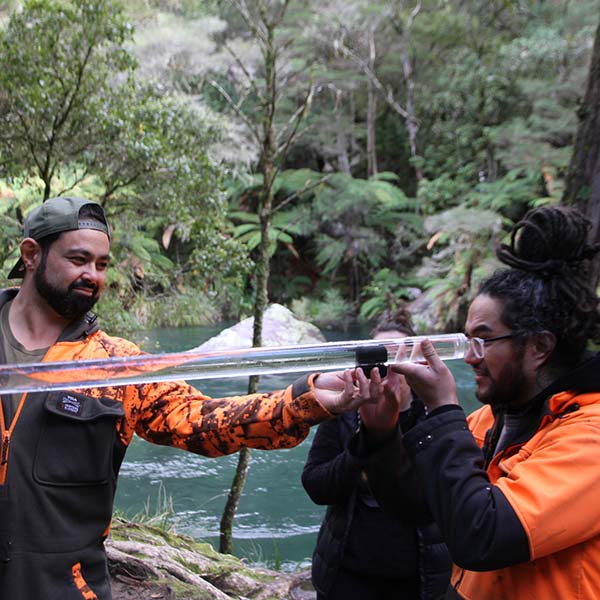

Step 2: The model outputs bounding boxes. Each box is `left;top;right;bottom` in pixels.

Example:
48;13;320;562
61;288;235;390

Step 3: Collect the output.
8;196;110;279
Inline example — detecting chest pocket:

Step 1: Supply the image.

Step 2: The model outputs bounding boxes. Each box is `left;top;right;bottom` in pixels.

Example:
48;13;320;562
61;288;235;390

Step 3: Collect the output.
33;391;125;486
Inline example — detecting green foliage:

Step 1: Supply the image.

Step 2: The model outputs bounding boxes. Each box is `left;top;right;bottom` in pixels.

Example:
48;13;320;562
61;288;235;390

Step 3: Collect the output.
0;192;22;276
226;168;423;307
132;0;597;331
114;481;176;532
0;0;136;195
230;210;301;256
273;540;281;572
466;168;549;221
94;292;144;337
186;221;254;319
419;165;546;225
415;206;504;330
96;286;221;335
420;50;525;178
138;288;221;329
270;274;313;303
308;172;422;298
227;169;327;209
417;172;473;214
0;0;251;327
482;8;590;180
1;0;597;334
291;287;354;330
359;268;417;321
93;84;223;213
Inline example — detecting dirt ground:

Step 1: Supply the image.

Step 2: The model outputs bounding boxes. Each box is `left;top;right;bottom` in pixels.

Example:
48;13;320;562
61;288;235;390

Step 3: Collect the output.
112;578;177;599
111;574;318;600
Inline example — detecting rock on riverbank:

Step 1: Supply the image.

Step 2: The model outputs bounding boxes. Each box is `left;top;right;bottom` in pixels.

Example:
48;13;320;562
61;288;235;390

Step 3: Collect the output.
108;518;316;600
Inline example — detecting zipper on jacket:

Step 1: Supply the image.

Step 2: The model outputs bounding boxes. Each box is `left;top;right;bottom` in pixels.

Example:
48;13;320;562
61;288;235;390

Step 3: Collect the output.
0;392;27;485
453;567;466;594
1;432;9;465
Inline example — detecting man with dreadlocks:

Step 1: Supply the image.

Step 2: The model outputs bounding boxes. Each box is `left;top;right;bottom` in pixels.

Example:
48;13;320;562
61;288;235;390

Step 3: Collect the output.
355;205;600;599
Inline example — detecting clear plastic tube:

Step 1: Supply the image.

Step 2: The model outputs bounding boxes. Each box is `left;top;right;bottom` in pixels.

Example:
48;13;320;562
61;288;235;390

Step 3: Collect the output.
0;333;467;395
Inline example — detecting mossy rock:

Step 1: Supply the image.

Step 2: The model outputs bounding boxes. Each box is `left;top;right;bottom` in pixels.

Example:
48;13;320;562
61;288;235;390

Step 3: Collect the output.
107;517;314;600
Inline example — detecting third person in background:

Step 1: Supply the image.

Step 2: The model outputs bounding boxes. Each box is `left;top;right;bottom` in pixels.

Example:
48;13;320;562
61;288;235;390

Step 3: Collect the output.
302;308;451;600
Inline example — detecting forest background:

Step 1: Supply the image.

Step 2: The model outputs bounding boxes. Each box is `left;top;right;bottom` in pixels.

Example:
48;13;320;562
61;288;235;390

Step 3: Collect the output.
2;0;599;336
2;0;600;574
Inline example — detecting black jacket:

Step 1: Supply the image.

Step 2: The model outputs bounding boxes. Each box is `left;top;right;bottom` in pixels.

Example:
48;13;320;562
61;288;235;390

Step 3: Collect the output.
364;353;600;600
302;408;451;599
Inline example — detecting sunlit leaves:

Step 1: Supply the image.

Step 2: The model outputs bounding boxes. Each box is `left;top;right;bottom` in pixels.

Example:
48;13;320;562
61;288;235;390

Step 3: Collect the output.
0;0;136;190
0;0;248;324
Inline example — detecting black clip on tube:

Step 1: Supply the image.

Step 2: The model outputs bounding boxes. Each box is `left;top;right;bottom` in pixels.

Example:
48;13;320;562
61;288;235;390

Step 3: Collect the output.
355;345;388;378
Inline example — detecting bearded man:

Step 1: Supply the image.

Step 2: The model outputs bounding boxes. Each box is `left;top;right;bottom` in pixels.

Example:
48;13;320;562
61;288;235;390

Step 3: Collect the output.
359;206;600;600
0;196;369;599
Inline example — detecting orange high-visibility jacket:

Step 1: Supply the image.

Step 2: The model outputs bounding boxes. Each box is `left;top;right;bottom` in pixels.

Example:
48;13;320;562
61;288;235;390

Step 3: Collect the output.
450;388;600;600
363;351;600;600
397;352;600;600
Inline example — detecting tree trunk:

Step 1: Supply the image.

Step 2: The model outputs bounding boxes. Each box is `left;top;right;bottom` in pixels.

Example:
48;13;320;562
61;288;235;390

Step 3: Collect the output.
399;27;421;182
392;2;423;187
219;1;280;555
334;89;351;174
219;445;251;555
562;16;600;288
366;28;378;177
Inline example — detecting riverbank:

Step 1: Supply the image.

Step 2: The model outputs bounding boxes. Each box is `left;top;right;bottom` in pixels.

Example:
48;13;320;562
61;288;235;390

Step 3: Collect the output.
108;517;316;600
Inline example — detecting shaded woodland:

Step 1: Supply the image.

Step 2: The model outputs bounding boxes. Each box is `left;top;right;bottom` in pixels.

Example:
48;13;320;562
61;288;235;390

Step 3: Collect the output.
1;0;599;333
1;0;600;574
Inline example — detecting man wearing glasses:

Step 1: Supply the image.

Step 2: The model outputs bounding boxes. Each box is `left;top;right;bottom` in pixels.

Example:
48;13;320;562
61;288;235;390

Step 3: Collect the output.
358;205;600;600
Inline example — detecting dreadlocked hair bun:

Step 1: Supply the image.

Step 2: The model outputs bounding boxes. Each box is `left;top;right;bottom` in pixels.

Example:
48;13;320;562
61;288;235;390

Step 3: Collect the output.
481;205;600;367
371;306;416;338
496;205;599;280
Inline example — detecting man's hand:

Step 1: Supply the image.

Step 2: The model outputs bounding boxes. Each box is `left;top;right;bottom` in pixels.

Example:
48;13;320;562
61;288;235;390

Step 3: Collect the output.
392;339;458;411
313;369;380;414
358;368;407;436
384;368;413;412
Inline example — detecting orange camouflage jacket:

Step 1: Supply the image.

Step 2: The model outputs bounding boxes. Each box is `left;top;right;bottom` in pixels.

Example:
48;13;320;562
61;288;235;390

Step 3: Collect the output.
0;288;331;600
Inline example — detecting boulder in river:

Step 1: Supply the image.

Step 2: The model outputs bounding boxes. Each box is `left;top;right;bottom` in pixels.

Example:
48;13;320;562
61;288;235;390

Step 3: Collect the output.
192;304;326;352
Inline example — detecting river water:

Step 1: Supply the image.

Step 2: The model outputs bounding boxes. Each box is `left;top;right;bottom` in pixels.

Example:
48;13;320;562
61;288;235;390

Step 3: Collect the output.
115;325;479;572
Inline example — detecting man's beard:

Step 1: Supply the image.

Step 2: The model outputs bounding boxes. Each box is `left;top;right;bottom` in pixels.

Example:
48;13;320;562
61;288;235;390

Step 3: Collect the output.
475;350;528;410
476;367;527;408
35;261;99;321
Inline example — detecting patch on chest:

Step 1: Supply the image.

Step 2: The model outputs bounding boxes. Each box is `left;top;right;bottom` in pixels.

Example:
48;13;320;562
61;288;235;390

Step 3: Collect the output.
56;394;83;416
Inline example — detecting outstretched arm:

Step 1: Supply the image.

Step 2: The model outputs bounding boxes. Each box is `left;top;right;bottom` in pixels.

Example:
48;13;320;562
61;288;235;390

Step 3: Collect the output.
132;368;382;458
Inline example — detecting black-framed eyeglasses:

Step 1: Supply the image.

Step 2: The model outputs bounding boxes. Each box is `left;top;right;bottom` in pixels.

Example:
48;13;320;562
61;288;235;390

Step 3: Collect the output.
467;334;517;359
